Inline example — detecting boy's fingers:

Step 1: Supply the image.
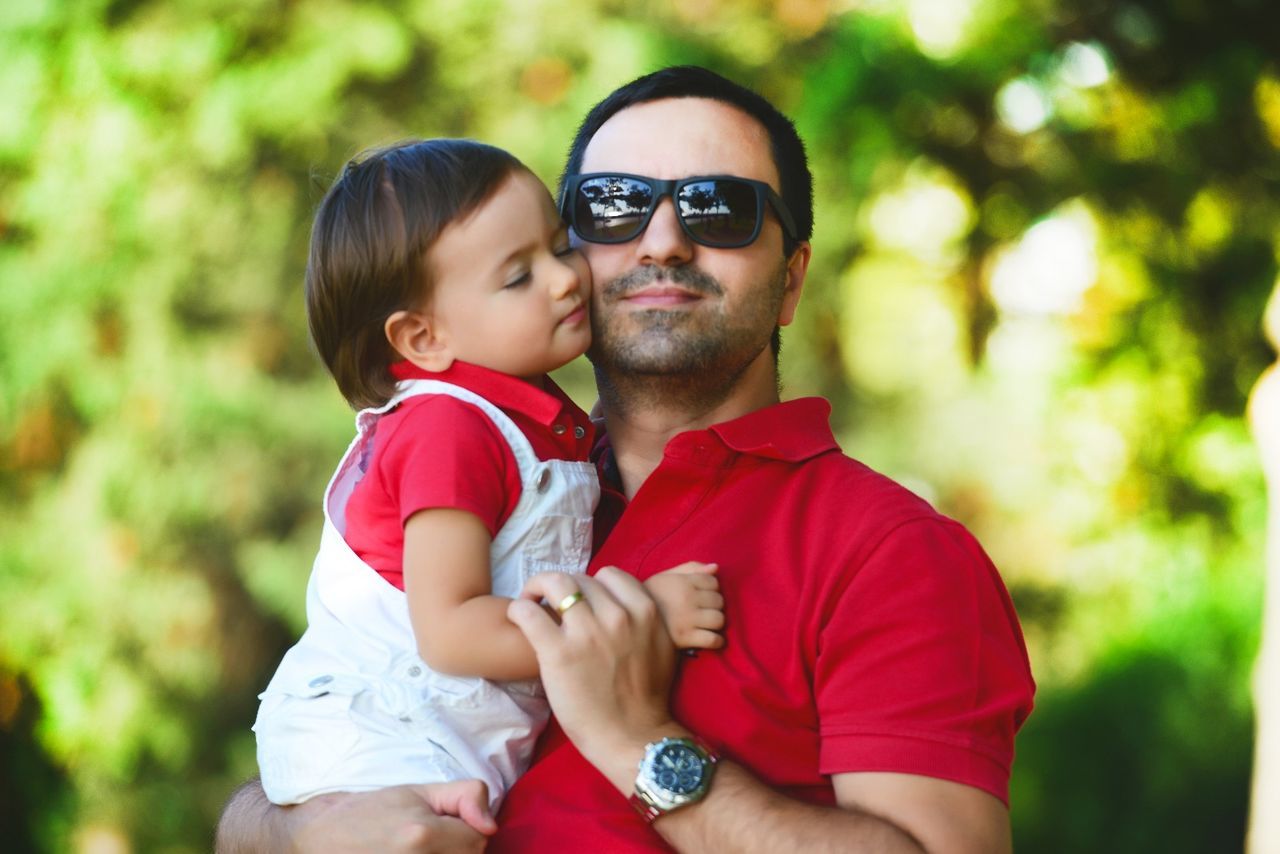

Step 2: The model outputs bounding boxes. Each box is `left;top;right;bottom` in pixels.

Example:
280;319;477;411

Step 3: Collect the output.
665;561;719;576
696;590;725;610
696;608;726;631
690;573;720;591
683;629;726;650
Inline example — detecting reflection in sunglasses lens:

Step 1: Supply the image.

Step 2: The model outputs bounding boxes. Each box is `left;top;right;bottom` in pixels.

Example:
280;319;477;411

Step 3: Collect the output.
577;177;653;241
678;180;756;245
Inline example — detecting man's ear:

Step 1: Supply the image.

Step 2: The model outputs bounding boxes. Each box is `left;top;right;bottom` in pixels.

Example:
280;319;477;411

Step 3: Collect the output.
777;241;811;327
385;309;455;373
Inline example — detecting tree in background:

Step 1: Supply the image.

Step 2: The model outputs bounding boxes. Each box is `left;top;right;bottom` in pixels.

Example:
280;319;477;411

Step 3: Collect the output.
0;1;1275;851
1248;283;1279;853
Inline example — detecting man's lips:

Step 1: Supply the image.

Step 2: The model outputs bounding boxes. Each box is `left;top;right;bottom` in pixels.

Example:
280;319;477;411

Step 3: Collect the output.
617;286;704;307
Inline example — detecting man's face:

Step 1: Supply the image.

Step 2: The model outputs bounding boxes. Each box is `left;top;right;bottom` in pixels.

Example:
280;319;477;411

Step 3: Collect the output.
575;97;805;379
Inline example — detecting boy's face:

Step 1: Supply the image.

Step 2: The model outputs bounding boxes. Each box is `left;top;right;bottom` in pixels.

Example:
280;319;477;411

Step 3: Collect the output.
423;170;592;379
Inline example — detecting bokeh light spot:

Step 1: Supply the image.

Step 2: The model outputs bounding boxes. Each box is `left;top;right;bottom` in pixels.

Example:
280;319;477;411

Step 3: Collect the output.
997;77;1053;134
989;202;1099;315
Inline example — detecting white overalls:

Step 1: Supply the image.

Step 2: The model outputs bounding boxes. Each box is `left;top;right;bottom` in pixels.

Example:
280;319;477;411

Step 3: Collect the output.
254;379;598;807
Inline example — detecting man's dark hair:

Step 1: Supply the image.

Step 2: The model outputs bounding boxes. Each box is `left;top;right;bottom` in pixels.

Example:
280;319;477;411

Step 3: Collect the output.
560;65;814;258
305;139;525;410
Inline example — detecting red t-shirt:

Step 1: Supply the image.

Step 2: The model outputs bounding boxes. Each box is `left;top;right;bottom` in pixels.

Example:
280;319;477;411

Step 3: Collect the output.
342;361;594;590
491;397;1035;851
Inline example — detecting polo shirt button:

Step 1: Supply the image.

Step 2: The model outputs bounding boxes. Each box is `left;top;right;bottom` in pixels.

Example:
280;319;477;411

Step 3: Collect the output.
308;675;333;689
573;425;586;439
536;469;551;492
407;665;422;677
552;424;567;435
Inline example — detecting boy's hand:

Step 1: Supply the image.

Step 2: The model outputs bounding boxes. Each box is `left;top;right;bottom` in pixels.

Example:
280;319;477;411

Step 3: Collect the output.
643;561;724;650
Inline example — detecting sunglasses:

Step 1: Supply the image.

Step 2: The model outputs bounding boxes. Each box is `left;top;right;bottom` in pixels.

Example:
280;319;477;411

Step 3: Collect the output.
560;173;799;249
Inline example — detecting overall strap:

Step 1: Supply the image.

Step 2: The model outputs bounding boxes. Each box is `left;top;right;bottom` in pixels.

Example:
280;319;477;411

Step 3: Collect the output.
375;379;542;478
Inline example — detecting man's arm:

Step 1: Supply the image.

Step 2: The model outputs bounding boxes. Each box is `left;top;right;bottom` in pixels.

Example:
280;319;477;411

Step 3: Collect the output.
214;776;493;854
508;569;1010;854
577;744;1009;853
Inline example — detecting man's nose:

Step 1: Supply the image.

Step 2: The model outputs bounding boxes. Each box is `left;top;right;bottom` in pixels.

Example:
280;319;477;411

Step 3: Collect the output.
635;196;693;267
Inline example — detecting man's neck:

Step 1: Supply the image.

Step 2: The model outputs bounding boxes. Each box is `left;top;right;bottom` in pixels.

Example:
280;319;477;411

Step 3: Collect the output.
598;350;781;499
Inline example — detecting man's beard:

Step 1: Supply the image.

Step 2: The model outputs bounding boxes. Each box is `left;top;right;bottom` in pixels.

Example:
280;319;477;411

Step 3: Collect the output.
588;262;785;379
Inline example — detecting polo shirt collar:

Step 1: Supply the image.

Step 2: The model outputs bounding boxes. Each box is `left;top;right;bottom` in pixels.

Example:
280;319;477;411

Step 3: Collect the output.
596;397;840;473
706;397;839;462
389;360;578;430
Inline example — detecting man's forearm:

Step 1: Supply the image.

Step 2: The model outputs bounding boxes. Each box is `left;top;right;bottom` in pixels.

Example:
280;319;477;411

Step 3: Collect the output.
215;777;290;854
653;760;924;854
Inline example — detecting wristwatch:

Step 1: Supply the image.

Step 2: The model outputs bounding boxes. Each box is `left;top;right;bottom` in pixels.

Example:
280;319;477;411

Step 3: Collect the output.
629;736;718;823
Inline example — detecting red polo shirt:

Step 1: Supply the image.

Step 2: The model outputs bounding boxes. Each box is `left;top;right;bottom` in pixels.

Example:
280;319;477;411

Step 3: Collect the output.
343;361;594;590
492;397;1034;851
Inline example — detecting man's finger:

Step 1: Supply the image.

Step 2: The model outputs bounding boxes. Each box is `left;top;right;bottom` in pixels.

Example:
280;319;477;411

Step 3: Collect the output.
509;597;568;649
412;815;489;853
593;565;657;614
519;570;584;602
453;790;496;837
413;780;496;836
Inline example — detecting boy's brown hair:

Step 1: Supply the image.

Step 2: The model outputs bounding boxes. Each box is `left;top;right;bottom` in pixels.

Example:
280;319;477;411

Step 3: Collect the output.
305;138;525;409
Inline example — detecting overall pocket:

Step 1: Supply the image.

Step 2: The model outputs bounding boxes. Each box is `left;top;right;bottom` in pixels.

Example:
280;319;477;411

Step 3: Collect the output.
253;673;369;803
520;514;592;584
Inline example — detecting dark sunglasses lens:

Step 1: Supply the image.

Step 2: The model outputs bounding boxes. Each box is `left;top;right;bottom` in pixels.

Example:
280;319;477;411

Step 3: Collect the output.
677;180;759;246
574;177;655;242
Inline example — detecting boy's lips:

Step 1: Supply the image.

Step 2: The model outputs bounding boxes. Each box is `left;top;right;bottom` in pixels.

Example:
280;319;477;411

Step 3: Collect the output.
559;304;588;326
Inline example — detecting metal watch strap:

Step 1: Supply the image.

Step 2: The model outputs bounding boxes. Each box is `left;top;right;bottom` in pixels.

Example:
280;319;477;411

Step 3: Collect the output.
629;788;664;823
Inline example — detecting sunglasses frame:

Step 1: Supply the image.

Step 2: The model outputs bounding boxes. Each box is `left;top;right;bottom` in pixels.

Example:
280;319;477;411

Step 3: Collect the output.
560;172;800;249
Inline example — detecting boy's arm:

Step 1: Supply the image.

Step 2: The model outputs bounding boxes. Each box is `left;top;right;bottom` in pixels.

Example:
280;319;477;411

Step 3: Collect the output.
403;507;540;682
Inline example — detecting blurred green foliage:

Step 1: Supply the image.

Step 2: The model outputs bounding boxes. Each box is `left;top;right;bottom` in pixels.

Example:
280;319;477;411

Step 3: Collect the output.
1;0;1276;850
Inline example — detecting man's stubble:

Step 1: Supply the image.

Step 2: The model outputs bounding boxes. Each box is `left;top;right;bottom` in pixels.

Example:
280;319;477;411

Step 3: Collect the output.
588;259;787;416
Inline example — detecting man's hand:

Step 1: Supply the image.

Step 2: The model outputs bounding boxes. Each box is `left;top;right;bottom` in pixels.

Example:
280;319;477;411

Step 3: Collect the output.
643;561;725;650
510;568;678;792
215;777;494;854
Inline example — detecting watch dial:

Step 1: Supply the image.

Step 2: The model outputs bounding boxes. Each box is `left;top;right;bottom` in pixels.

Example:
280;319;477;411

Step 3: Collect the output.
654;744;705;795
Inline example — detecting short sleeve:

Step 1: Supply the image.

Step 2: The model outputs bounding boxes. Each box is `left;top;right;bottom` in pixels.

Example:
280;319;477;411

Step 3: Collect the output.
375;396;520;536
815;518;1035;805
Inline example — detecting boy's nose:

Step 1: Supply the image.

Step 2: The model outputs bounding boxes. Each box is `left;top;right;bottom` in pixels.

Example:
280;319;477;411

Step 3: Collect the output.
550;262;580;299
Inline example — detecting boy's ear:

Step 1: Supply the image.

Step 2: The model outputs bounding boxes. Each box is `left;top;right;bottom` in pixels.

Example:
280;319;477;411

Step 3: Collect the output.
385;309;455;373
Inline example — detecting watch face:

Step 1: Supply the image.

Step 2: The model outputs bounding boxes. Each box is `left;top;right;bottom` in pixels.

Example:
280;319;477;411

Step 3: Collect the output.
652;742;706;795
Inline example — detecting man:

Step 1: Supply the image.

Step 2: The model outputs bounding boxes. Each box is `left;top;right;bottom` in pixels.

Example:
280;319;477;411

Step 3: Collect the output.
217;66;1034;853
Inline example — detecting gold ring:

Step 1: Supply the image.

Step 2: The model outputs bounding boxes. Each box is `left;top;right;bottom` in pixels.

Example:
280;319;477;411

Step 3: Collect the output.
554;591;585;616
